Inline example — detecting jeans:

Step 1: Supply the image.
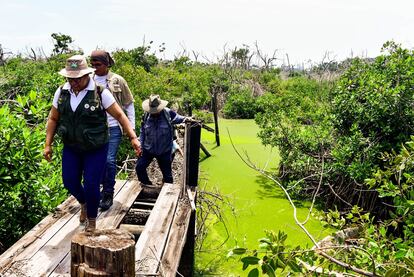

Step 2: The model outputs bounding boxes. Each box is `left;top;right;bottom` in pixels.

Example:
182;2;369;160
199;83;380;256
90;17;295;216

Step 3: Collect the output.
62;143;108;218
135;149;173;184
102;126;122;194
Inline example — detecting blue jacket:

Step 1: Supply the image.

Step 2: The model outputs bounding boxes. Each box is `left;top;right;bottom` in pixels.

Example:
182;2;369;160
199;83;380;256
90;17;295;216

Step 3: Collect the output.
139;108;185;155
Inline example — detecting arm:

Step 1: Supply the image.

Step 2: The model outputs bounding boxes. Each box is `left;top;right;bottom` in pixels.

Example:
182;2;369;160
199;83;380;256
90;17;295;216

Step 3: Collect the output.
169;109;186;124
123;102;136;129
44;107;60;162
106;102;141;156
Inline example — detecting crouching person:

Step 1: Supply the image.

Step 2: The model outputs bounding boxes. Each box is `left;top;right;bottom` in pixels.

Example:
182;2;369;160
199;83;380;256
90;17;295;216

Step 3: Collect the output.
43;55;141;232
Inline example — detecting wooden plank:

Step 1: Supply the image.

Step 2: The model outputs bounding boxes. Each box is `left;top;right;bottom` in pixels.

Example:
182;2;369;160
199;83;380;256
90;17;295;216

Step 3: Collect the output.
0;196;79;274
97;179;141;228
159;200;192;277
0;179;133;276
0;179;130;274
50;179;141;276
135;182;181;275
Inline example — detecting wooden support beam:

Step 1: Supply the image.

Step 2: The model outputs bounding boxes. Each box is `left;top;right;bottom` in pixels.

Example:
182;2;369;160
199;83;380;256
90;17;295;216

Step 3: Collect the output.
119;224;145;236
133;201;156;208
200;143;211;157
201;123;214;133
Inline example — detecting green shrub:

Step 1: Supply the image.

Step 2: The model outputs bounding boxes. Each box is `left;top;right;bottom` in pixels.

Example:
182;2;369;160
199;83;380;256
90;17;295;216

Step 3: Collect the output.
0;105;66;249
193;109;214;123
223;88;259;119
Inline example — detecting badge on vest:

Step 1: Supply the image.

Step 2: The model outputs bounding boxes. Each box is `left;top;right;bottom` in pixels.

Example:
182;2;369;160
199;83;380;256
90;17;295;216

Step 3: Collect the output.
84;103;90;109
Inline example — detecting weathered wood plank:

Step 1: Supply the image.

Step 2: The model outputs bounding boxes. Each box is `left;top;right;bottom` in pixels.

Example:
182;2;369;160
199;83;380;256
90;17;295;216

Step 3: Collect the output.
135;182;181;275
0;196;79;274
159;200;192;277
0;179;135;276
97;179;141;228
50;179;141;276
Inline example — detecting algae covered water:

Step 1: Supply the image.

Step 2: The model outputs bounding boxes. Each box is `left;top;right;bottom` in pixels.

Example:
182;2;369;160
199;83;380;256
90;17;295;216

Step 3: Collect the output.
195;119;331;276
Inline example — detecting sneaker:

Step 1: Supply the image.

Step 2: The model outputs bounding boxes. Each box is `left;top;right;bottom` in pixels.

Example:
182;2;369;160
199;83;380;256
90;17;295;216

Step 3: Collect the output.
99;192;113;211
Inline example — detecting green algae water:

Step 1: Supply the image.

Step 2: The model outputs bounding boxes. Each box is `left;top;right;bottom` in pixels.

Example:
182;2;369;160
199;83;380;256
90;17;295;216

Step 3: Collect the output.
195;119;331;276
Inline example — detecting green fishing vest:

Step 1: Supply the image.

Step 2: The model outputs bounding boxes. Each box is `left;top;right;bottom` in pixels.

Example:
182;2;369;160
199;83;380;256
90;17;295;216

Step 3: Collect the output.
56;86;108;151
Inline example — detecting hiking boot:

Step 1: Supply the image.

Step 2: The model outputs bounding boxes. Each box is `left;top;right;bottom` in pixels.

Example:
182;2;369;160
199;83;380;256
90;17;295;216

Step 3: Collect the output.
99;192;113;211
79;203;86;224
85;218;96;232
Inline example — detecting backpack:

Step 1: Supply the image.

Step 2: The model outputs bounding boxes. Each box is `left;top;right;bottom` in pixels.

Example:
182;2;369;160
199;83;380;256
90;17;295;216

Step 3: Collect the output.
141;108;174;138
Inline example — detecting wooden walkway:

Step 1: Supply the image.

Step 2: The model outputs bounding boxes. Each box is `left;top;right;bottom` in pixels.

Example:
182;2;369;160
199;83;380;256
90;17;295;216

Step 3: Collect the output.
0;179;193;276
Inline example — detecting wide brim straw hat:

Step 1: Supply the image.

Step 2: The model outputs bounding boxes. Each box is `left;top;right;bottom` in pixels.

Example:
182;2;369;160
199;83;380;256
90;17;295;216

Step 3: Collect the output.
58;55;95;78
142;95;168;114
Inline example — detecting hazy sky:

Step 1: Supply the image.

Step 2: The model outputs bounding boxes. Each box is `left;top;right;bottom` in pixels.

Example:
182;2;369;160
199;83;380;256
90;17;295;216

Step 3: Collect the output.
1;0;413;65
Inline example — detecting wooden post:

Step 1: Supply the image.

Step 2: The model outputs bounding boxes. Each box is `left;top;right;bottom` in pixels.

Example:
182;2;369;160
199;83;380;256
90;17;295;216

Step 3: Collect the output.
71;229;135;277
212;92;220;146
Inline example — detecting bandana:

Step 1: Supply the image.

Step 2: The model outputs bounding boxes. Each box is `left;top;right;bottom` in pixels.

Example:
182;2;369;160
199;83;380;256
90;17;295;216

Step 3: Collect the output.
90;50;115;67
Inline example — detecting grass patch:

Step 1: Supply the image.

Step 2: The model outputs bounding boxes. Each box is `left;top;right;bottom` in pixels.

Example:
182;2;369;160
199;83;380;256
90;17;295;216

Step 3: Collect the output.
195;119;331;276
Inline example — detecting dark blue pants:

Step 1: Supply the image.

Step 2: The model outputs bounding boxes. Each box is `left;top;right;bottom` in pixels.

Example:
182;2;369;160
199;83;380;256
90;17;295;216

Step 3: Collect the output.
102;126;122;194
135;150;173;184
62;144;108;218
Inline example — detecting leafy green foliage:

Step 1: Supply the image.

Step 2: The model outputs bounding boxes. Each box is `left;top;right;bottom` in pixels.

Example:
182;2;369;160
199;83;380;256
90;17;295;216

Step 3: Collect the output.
366;137;414;263
0;105;66;249
223;88;260;119
229;230;303;276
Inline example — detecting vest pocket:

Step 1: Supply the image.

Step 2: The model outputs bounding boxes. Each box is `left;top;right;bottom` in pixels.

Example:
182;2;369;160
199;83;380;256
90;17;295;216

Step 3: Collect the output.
83;125;108;149
57;125;68;140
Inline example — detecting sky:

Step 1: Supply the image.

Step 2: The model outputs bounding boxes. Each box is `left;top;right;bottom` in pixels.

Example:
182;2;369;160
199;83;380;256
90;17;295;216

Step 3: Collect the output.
1;0;413;66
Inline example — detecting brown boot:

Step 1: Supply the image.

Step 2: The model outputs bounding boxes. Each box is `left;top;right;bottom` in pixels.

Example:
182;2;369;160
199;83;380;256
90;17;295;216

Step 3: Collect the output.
85;218;96;232
79;204;86;224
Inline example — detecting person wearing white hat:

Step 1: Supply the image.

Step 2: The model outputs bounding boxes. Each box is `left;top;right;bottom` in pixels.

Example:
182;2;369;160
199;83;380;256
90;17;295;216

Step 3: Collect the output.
43;55;141;231
136;94;190;186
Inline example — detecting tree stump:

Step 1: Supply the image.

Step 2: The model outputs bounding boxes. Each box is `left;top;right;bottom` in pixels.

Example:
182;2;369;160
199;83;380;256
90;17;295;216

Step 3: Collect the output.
71;229;135;277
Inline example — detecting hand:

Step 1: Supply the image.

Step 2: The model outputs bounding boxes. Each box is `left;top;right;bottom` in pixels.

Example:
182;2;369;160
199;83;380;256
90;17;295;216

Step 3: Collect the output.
184;116;195;123
43;145;53;162
131;138;142;157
